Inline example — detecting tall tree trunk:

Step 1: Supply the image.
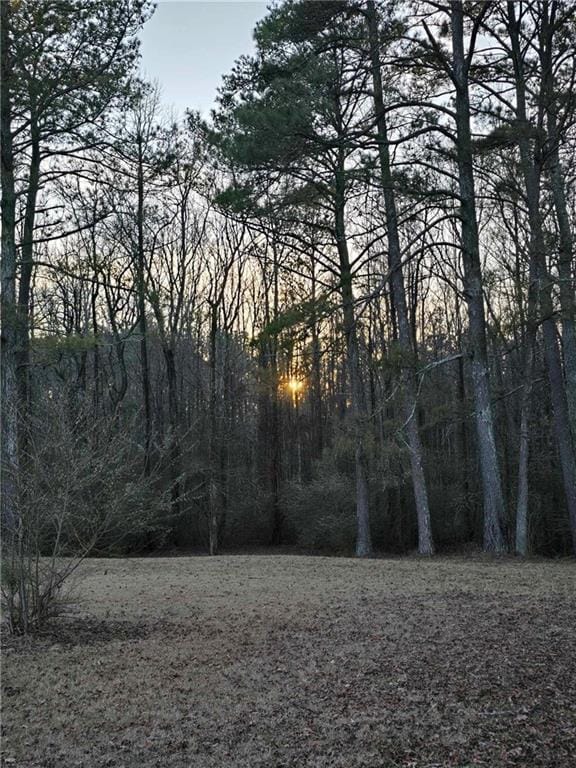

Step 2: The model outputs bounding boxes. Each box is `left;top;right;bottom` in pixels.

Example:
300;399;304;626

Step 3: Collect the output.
451;1;507;552
548;128;576;440
208;304;219;555
515;355;533;556
540;3;576;441
217;335;231;550
269;383;282;544
310;261;324;457
508;1;576;553
506;197;538;556
91;286;101;418
136;132;152;475
456;349;472;536
1;0;19;535
164;344;181;519
335;150;372;557
548;138;576;438
16;114;40;438
515;256;538;556
269;243;283;545
367;0;434;555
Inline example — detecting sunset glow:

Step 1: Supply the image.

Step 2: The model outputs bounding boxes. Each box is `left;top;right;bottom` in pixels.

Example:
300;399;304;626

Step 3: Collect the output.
287;379;304;395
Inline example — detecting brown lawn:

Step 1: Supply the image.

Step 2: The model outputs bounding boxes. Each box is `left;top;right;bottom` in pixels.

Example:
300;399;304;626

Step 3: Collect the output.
2;554;575;767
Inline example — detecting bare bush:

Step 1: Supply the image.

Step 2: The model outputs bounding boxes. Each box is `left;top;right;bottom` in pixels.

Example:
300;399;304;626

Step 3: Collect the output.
2;399;169;634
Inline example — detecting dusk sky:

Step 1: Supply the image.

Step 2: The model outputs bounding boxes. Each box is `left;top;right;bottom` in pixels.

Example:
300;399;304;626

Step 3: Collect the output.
140;1;269;118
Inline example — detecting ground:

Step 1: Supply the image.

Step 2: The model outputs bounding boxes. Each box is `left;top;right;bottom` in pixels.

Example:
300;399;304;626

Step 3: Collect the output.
2;554;575;768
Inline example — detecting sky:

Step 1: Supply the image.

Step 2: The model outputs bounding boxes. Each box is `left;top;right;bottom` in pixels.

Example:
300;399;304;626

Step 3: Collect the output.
140;1;269;119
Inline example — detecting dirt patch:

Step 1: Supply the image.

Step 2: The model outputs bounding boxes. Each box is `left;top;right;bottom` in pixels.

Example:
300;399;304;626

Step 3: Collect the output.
2;555;575;767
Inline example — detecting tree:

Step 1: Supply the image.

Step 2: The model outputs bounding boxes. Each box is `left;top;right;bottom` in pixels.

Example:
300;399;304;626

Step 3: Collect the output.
4;0;151;446
411;2;507;552
1;0;19;536
1;0;152;631
213;3;376;555
505;0;576;552
146;118;208;520
365;0;434;554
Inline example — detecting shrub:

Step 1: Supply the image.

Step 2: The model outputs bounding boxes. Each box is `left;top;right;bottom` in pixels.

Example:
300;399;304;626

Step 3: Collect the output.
1;401;169;634
283;468;356;552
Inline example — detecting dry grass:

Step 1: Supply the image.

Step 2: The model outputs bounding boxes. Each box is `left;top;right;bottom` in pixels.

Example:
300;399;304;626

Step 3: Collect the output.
2;554;575;767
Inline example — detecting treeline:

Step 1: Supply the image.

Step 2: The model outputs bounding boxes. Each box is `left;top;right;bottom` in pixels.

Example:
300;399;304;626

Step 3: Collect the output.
2;0;576;574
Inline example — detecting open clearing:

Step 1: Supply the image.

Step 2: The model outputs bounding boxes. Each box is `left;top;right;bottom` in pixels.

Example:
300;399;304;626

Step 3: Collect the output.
2;555;576;767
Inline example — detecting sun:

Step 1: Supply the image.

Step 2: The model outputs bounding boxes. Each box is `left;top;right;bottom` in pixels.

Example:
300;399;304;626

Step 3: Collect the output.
284;378;305;403
287;379;304;395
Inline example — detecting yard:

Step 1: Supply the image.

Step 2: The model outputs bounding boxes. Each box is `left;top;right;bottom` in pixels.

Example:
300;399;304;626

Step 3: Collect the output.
2;555;575;767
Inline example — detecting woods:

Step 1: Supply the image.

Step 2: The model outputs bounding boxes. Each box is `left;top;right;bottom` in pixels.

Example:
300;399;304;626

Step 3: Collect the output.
2;4;576;766
2;0;576;631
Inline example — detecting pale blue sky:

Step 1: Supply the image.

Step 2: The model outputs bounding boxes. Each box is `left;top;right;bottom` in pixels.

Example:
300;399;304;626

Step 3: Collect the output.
140;1;269;118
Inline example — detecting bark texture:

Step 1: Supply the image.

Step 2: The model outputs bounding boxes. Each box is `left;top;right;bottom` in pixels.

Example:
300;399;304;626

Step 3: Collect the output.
367;0;434;555
451;1;506;553
1;0;19;535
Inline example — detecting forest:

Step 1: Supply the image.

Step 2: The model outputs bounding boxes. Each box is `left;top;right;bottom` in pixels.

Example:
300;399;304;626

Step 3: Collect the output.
2;2;576;766
2;0;576;633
